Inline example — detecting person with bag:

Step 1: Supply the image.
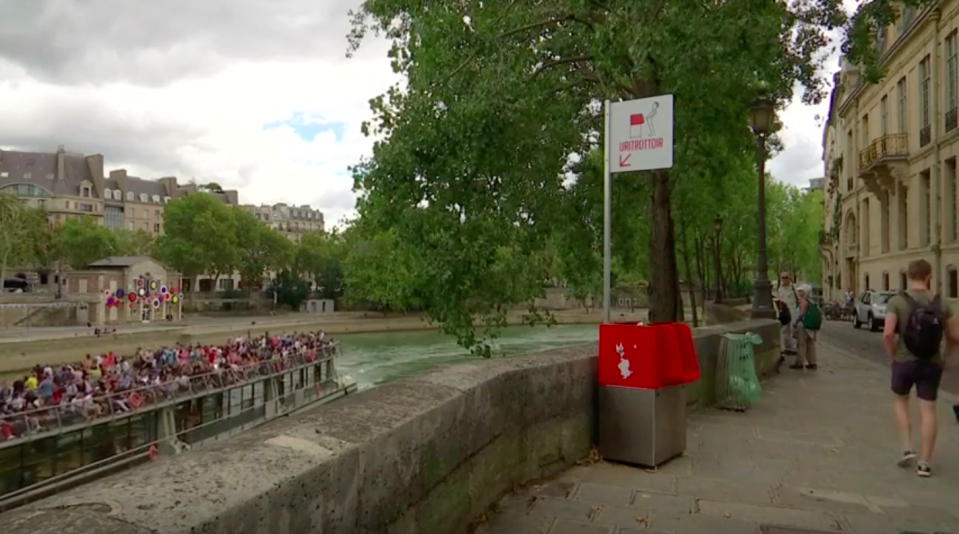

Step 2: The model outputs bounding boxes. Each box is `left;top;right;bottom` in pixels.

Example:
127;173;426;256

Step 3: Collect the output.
791;285;821;370
776;272;799;356
882;259;959;477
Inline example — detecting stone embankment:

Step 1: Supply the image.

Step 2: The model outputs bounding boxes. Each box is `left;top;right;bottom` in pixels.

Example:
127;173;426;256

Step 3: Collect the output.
1;319;781;534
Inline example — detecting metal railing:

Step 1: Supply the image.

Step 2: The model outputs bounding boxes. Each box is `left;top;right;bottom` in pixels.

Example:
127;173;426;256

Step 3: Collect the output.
857;133;908;169
0;354;352;511
920;125;931;147
0;343;340;445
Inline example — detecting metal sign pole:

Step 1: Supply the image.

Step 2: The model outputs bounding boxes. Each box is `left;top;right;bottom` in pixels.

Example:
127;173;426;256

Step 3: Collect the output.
603;99;612;324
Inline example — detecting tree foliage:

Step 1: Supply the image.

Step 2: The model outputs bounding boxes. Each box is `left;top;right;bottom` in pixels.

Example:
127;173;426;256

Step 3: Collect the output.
0;193;48;282
234;209;294;289
157;194;239;281
344;0;856;351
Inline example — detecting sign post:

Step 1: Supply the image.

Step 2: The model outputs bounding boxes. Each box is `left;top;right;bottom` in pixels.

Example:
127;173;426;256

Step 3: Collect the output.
603;95;675;324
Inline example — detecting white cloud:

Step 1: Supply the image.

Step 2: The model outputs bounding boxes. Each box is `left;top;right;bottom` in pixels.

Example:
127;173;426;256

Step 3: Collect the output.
0;0;838;226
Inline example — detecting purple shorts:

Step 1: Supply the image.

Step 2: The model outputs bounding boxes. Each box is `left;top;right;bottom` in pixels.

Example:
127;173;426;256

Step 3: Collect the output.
891;359;944;401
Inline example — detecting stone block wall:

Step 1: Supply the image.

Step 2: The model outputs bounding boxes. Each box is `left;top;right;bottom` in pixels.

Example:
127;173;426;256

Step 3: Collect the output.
2;319;781;534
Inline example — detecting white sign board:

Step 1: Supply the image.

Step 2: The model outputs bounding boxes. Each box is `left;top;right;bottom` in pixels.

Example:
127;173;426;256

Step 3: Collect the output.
608;95;674;173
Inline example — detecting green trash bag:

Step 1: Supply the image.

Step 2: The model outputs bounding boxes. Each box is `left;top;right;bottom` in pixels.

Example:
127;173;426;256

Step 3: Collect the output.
716;332;763;411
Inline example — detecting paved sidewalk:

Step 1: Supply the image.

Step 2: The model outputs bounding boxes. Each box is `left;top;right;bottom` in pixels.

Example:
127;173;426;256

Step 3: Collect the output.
475;341;959;534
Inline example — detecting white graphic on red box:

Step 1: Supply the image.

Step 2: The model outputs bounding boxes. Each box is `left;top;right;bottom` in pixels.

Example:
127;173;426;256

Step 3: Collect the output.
629;101;660;139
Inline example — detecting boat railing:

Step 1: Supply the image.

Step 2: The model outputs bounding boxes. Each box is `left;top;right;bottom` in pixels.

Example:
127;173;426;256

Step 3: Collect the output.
0;348;353;511
0;342;341;447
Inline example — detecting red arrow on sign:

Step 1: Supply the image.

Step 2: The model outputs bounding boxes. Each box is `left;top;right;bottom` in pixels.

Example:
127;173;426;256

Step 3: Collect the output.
619;153;632;167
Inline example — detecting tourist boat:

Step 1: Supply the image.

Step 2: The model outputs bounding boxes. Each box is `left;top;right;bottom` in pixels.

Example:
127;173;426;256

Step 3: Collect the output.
0;342;357;511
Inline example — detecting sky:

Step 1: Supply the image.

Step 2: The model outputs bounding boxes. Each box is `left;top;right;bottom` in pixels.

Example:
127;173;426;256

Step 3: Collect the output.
0;1;835;228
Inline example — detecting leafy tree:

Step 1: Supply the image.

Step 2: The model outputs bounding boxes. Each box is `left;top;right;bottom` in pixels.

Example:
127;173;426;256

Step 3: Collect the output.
157;194;239;285
296;231;346;300
198;182;225;193
268;268;311;310
55;216;119;269
0;194;47;282
113;229;157;257
346;0;855;353
234;210;294;289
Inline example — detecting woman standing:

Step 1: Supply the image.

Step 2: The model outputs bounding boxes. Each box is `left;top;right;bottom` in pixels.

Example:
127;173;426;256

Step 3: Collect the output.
792;285;819;370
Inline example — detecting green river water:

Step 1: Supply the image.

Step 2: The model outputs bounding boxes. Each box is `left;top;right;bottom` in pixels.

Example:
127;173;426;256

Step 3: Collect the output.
334;324;599;390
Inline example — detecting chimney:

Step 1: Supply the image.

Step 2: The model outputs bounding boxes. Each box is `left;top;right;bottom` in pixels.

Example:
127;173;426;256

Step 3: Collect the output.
109;169;128;192
56;152;66;180
225;190;239;206
86;154;105;195
158;176;177;197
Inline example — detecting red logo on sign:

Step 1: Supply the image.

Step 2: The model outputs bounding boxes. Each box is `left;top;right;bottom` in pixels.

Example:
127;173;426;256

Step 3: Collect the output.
618;154;632;167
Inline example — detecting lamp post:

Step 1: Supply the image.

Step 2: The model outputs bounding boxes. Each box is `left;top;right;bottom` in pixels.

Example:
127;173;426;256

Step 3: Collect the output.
749;90;777;320
712;216;723;304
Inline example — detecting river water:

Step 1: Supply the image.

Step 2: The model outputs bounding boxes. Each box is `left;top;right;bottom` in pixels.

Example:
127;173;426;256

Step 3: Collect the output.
334;324;598;390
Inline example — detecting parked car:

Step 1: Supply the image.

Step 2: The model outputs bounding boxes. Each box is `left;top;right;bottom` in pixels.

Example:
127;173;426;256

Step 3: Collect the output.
853;290;895;331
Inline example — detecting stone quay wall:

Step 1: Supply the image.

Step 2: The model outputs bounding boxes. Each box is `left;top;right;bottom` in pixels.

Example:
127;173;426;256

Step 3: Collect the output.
3;319;781;534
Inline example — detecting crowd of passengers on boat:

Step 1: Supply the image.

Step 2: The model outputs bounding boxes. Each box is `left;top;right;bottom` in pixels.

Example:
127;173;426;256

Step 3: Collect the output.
0;331;337;441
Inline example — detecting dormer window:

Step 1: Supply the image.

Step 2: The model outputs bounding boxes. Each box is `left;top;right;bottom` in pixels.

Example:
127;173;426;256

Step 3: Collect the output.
139;193;148;202
113;190;122;200
81;186;91;197
163;196;171;203
151;194;160;203
126;191;134;201
103;188;111;199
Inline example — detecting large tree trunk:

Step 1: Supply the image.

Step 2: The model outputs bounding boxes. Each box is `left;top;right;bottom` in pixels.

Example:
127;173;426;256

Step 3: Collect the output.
647;170;680;323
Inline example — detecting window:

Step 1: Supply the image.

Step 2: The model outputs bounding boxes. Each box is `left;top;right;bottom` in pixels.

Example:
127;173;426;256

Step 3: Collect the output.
143;209;149;218
864;275;871;291
922;169;932;246
113;190;121;200
897;77;907;133
78;203;93;213
880;95;888;135
948;32;958;132
899;6;916;34
126;191;134;201
950;268;959;298
898;184;909;250
152;194;160;203
883;272;890;290
37;199;47;208
0;184;49;197
154;223;161;233
900;271;908;290
949;158;958;242
218;278;234;291
920;55;931;146
104;206;124;229
103;188;111;199
127;221;134;231
45;173;53;180
163;196;171;203
139;193;148;202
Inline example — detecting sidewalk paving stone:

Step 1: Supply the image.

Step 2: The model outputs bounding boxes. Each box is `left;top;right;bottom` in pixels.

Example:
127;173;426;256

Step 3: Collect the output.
473;340;959;534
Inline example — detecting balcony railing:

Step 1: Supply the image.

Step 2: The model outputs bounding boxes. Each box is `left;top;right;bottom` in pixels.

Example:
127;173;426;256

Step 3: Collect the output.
947;107;958;133
920;124;932;147
858;133;908;169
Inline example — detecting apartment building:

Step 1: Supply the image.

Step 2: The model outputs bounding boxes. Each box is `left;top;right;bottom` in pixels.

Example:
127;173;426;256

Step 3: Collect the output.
825;2;959;301
0;148;108;223
242;202;325;242
0;147;241;236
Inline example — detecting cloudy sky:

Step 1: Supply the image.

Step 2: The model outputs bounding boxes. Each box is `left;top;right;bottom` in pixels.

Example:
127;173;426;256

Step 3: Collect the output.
0;1;832;227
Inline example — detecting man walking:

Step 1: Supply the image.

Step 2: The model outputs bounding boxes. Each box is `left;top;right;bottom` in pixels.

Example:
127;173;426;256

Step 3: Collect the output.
777;272;799;357
882;259;959;477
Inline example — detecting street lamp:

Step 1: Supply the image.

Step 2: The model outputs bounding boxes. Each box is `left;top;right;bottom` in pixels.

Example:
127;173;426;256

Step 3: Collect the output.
749;89;776;320
713;216;723;304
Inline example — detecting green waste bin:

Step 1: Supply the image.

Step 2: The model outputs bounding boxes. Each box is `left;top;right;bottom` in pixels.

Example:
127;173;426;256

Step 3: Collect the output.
716;332;763;411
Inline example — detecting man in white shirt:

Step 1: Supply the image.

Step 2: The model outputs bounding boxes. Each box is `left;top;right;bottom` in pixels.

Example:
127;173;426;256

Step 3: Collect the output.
777;272;799;355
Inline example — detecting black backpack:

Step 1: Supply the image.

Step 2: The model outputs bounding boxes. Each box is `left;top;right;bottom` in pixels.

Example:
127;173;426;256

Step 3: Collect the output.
899;292;945;360
776;300;791;325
